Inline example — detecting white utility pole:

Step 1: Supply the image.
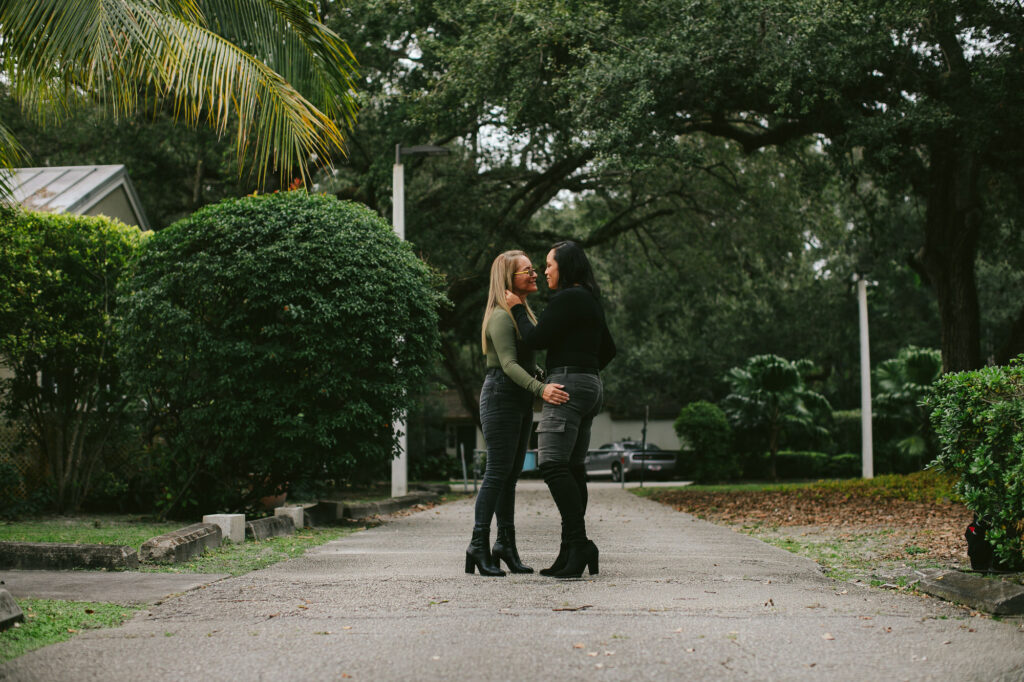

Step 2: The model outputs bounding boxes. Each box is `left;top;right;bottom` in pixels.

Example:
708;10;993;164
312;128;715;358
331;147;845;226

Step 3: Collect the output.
391;147;407;497
857;277;874;479
390;143;449;498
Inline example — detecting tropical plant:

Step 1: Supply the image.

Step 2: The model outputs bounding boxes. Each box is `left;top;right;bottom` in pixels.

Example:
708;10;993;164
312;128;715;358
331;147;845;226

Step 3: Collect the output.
0;209;145;512
873;346;942;473
721;355;832;480
0;0;358;192
117;191;446;517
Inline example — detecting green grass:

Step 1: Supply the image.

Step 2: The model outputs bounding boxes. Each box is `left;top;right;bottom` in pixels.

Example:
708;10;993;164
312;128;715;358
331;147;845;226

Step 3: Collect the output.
0;599;140;664
140;526;357;575
0;516;182;547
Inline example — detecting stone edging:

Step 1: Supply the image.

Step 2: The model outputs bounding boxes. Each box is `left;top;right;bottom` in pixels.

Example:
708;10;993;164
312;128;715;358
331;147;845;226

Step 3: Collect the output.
914;568;1024;615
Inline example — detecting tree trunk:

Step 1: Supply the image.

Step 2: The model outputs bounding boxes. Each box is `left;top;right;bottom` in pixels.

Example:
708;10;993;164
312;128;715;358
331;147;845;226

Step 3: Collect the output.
919;142;983;373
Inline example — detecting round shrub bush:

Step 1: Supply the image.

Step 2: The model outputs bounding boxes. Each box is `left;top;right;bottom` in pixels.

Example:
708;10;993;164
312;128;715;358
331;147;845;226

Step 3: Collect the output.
118;192;446;516
674;401;737;482
927;357;1024;570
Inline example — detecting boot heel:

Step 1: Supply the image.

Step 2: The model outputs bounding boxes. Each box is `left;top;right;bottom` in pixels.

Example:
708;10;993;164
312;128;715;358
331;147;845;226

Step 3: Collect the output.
587;556;599;575
465;552;476;574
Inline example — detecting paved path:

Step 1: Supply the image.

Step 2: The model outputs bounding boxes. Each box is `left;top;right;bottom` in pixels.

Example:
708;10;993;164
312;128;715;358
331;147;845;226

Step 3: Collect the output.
3;482;1023;681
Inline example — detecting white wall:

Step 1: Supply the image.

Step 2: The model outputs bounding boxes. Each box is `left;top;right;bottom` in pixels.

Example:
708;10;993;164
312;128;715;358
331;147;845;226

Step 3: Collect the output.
474;411;681;452
589;413;680;450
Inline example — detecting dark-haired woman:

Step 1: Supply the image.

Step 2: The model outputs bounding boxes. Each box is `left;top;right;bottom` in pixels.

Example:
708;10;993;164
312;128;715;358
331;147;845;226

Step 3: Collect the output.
505;241;615;578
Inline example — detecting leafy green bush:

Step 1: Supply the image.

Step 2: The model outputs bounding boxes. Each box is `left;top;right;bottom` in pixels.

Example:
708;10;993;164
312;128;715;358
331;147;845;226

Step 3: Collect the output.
118;191;446;517
674;401;737;482
830;409;861;455
927;358;1024;569
759;451;829;479
0;210;144;513
826;453;861;478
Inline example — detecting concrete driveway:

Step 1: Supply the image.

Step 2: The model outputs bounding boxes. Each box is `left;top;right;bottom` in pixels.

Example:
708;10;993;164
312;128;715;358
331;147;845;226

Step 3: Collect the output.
3;481;1022;681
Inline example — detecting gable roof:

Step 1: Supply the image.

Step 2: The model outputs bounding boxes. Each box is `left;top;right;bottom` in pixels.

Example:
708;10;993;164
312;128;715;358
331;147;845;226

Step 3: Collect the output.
6;165;150;230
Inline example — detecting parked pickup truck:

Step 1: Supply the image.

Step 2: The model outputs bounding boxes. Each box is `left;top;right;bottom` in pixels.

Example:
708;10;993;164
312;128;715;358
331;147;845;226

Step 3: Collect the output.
584;440;680;481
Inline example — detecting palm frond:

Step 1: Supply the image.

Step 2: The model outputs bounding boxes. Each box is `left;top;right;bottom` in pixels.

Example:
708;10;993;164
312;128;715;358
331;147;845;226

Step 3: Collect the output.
0;122;26;200
0;0;358;188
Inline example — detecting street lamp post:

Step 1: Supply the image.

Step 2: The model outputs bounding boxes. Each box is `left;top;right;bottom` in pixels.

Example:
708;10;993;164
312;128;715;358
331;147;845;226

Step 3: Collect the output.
856;275;874;480
391;143;449;497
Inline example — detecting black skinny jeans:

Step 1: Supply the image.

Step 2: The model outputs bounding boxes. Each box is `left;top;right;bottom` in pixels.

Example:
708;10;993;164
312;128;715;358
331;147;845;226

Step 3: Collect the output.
473;368;534;533
535;371;604;544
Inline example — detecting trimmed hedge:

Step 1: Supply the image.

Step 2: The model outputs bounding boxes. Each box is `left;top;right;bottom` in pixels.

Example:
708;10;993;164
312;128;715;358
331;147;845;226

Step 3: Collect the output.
927;358;1024;569
118;191;447;517
743;451;860;480
674;401;737;482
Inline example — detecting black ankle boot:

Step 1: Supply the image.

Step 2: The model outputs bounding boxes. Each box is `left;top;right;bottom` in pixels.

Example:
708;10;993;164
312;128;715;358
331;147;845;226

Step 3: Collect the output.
465;528;505;576
539;542;568;576
492;527;533;573
549;540;599;579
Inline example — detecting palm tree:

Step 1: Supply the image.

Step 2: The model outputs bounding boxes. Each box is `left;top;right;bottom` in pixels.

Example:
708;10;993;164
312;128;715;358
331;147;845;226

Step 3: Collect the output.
0;0;358;195
873;346;942;472
721;354;831;480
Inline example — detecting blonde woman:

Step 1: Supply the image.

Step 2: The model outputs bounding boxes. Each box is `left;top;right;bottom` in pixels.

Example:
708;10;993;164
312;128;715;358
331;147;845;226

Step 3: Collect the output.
465;250;570;576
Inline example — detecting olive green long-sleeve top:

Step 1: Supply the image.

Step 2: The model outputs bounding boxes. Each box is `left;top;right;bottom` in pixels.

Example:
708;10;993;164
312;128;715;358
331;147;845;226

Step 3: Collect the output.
485;309;545;397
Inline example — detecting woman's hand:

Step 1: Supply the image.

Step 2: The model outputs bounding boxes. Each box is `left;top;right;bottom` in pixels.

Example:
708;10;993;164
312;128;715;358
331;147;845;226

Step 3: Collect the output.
505;289;524;308
542;383;569;405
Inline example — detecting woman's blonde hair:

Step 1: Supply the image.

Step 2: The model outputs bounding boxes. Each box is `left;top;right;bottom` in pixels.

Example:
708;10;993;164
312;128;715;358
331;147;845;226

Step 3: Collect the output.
481;250;537;354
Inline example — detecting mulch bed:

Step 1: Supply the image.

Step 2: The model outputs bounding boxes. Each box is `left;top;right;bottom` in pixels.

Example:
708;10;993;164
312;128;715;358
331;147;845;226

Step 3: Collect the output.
654;488;972;565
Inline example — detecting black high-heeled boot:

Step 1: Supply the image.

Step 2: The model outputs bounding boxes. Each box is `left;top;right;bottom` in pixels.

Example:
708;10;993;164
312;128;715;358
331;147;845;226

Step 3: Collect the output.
539;538;568;576
465;528;505;576
492;527;533;573
549;540;599;579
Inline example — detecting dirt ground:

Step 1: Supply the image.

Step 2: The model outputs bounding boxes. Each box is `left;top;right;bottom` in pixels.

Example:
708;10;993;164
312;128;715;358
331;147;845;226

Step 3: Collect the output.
650;488;1001;586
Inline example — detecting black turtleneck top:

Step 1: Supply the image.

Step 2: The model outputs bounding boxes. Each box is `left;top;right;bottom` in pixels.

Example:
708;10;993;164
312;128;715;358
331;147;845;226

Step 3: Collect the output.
511;286;616;371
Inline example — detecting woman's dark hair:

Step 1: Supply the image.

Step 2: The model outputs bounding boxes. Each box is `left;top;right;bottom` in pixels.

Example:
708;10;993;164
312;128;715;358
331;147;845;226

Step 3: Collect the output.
551;240;600;297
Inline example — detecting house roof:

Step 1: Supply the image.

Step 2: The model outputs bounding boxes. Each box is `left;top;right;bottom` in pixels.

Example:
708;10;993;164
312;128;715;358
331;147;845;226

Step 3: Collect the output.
6;165;150;230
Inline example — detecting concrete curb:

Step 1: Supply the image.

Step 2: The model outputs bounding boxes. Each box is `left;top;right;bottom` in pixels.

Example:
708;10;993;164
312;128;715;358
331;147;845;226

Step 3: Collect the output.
339;491;440;520
140;523;222;564
915;568;1024;615
0;541;139;570
0;588;25;631
246;515;295;541
306;490;440;525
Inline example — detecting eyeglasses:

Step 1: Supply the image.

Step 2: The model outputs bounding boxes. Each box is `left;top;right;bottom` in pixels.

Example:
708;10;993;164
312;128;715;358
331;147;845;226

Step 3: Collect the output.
513;267;538;276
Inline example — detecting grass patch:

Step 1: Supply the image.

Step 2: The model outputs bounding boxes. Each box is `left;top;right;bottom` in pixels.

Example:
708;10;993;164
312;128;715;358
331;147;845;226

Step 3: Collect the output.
0;516;181;547
0;599;139;664
139;526;357;575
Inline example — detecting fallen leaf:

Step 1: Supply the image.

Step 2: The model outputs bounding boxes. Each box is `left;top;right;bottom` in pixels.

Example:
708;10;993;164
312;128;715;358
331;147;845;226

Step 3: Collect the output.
595;663;604;669
342;626;353;630
431;656;440;661
764;599;774;607
822;633;835;640
84;609;95;614
686;648;695;653
587;652;598;657
67;628;78;633
573;643;585;649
